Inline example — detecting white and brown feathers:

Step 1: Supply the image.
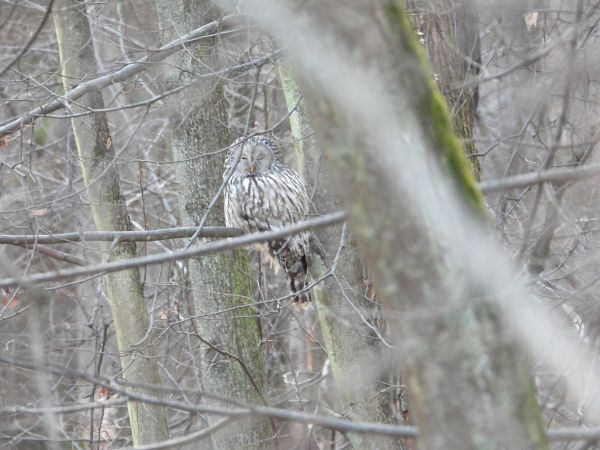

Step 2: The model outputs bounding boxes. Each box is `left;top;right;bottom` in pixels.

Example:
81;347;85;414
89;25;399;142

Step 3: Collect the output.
224;136;311;305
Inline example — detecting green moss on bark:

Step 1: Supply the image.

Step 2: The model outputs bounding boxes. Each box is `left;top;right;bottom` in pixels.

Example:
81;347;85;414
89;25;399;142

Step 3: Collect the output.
155;1;270;446
382;1;485;213
426;89;485;212
380;4;548;448
230;250;264;374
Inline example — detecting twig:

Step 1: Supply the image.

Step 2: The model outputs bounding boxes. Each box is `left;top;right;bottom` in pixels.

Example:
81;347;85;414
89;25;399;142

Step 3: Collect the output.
517;0;584;261
0;0;55;79
4;354;600;442
0;14;240;137
15;243;87;266
111;417;236;450
2;397;126;414
89;322;109;450
34;51;283;120
183;64;263;250
479;163;600;194
0;354;417;438
548;428;600;441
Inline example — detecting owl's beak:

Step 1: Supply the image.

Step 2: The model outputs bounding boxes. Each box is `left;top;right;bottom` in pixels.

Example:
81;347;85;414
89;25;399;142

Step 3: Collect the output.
248;165;256;175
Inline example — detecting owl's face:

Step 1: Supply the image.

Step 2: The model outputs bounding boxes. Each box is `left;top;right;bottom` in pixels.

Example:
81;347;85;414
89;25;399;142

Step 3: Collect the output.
237;142;274;176
227;136;281;177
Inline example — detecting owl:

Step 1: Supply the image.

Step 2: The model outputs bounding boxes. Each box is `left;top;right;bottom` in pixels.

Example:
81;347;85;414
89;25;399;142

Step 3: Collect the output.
224;135;312;306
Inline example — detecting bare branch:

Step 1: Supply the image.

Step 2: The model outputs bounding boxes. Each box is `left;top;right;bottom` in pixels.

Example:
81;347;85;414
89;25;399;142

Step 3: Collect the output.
0;14;241;137
547;428;600;441
37;50;283;120
0;0;55;79
479;163;600;194
0;211;347;288
2;398;126;415
111;417;237;450
3;353;597;442
0;226;244;245
0;354;417;438
15;243;87;266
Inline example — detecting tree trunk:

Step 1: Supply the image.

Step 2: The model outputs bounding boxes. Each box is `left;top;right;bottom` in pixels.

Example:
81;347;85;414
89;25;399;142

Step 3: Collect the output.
154;1;270;448
53;1;168;446
254;0;548;448
406;0;481;179
279;60;402;450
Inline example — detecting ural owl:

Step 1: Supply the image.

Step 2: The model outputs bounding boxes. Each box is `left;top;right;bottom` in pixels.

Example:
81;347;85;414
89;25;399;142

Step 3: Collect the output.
224;136;311;305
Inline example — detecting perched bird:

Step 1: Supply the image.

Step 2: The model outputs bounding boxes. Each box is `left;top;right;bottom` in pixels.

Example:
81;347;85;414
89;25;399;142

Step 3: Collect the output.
224;135;311;305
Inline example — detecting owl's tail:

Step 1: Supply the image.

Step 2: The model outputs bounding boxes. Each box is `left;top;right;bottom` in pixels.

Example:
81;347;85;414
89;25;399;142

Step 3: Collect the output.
268;240;312;307
287;254;312;306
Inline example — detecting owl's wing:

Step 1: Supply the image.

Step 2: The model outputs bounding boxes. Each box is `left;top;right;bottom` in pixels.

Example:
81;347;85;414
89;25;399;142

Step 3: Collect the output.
224;183;245;230
262;169;311;303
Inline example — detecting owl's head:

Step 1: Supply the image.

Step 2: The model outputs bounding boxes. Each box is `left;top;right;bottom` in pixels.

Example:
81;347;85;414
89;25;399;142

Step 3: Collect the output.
225;136;283;177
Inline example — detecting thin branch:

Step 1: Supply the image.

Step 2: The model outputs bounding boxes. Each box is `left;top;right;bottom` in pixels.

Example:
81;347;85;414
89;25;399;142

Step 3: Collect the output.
0;354;417;438
15;243;87;266
3;354;598;442
182;65;263;250
192;332;266;403
2;397;126;415
111;417;236;450
479;163;600;194
36;50;284;120
0;226;244;245
547;428;600;441
0;0;55;79
516;0;583;258
0;14;241;137
0;211;347;288
89;322;109;449
454;0;600;91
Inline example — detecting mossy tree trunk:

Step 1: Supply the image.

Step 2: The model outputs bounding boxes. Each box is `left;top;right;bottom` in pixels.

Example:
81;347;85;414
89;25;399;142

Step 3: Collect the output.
154;1;270;448
279;60;402;450
263;0;549;448
406;0;481;179
53;1;168;446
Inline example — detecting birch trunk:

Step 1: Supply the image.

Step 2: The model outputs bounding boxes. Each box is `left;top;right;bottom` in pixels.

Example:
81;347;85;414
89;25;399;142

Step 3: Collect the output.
53;0;168;445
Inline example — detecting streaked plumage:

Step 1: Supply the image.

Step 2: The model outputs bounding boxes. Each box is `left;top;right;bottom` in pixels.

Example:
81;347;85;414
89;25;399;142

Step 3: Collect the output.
224;136;311;305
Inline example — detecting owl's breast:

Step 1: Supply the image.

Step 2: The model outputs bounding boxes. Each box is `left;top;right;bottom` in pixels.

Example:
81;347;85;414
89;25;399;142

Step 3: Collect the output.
239;176;272;208
226;172;300;235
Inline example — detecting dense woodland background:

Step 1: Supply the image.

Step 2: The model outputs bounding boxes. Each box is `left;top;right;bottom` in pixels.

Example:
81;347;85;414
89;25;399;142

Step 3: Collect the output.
2;0;600;449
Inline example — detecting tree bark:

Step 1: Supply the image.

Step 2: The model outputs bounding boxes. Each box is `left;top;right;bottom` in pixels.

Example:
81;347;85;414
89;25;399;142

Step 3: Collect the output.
406;0;481;179
53;0;168;446
154;1;270;448
279;60;402;450
254;0;548;448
